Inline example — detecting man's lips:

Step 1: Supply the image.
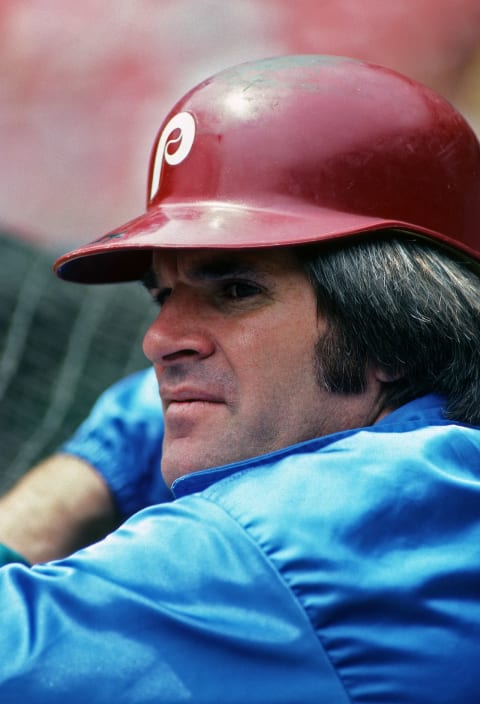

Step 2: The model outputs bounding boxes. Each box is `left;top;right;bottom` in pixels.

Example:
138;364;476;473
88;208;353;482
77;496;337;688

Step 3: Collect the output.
160;387;225;409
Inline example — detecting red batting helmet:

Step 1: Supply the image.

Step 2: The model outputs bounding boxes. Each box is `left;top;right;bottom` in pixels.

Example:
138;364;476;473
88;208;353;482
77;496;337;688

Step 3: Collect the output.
54;54;480;283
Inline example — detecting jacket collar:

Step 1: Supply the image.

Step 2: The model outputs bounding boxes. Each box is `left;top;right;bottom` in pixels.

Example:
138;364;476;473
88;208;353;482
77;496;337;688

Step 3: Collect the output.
171;394;447;498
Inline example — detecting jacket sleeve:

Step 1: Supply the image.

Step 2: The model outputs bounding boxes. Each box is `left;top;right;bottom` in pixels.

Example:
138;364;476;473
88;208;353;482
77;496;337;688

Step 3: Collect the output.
59;367;171;517
0;496;348;704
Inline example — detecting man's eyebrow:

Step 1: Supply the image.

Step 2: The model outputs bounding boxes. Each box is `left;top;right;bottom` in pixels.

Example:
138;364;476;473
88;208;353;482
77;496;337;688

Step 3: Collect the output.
141;257;262;291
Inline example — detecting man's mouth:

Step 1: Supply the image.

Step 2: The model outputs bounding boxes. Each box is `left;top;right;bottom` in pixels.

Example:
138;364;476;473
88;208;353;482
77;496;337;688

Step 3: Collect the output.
161;387;225;409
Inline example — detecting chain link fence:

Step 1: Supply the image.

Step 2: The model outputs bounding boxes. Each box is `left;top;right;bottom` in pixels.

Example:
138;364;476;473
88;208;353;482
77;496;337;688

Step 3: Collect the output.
0;231;155;493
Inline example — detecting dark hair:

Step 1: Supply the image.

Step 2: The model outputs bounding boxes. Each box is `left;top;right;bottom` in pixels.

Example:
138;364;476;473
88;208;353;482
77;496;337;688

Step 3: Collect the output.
299;233;480;425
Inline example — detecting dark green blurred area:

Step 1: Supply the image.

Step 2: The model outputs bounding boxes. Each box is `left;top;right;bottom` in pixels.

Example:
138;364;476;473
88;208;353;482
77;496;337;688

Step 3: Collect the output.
0;231;155;493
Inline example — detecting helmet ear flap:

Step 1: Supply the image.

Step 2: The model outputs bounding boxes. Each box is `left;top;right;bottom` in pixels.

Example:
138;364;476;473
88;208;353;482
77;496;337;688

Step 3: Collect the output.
55;55;480;284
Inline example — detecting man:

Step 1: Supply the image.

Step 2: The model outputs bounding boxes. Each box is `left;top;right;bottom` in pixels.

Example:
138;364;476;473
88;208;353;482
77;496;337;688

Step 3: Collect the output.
1;55;480;702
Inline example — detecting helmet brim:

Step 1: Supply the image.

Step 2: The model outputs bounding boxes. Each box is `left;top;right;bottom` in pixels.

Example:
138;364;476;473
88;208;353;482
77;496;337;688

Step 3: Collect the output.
54;200;471;284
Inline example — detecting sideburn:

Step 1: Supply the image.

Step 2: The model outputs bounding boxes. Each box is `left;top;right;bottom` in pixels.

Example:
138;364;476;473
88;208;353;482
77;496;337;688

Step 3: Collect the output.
314;322;368;395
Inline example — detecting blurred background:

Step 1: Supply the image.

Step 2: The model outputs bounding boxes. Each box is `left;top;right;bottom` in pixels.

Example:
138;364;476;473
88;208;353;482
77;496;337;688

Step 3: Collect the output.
1;0;480;491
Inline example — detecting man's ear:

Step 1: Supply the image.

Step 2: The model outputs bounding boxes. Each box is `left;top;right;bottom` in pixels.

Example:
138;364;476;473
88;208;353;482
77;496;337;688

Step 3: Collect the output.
374;367;404;383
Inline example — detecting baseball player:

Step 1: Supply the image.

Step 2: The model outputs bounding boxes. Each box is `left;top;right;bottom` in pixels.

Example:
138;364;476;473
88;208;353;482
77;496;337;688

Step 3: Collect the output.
1;55;480;702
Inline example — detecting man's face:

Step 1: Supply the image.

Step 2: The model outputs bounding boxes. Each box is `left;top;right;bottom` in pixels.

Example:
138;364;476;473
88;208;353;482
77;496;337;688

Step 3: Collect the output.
143;247;386;486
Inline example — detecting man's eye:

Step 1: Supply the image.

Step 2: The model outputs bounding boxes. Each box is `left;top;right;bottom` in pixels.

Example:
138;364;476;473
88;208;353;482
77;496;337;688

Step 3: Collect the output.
141;271;171;308
223;282;261;300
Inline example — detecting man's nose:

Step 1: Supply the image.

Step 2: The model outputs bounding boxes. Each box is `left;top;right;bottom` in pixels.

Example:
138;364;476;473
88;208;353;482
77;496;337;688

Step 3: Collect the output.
142;292;214;366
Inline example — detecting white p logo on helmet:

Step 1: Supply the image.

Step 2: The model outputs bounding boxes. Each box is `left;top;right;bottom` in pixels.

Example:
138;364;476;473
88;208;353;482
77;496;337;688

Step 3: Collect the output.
149;111;196;202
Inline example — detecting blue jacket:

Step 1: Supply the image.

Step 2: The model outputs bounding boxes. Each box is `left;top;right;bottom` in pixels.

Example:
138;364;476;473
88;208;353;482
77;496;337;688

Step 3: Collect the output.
1;394;480;702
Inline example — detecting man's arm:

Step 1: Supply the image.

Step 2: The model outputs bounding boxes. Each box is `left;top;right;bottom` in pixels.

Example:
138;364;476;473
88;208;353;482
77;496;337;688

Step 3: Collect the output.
0;454;119;563
0;367;168;564
0;497;341;703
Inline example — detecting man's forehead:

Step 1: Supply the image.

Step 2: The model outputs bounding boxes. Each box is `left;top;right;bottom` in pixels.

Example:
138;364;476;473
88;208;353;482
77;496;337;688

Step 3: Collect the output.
150;247;299;283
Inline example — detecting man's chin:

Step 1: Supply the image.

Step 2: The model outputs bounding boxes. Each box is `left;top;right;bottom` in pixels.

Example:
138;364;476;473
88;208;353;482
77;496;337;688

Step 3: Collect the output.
160;441;224;488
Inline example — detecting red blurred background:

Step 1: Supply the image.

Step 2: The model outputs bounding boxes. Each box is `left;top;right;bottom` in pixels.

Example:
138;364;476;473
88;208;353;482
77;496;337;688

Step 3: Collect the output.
1;0;480;250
